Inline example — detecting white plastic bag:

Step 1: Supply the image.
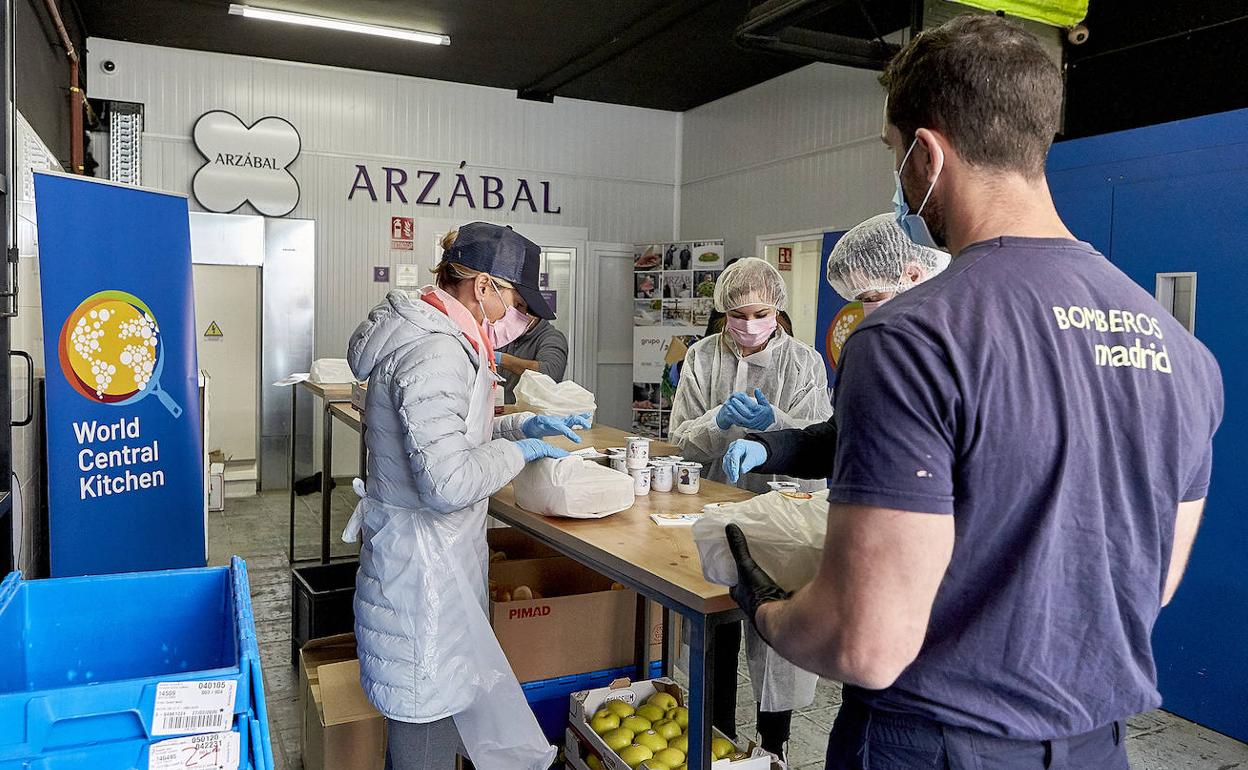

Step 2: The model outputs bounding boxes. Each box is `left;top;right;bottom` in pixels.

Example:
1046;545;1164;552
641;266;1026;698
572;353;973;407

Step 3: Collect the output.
309;357;356;384
692;489;830;593
692;489;829;712
513;371;596;422
513;456;634;519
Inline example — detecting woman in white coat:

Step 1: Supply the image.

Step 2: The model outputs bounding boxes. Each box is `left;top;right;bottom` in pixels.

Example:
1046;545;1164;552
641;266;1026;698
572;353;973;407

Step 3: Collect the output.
668;257;833;760
345;222;587;770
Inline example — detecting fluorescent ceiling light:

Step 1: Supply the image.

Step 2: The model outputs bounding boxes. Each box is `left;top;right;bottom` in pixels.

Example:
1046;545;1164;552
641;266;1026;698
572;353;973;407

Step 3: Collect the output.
228;4;450;46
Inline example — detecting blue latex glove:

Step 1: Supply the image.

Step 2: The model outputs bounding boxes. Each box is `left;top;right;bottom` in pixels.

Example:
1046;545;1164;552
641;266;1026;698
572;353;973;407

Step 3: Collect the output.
716;389;775;431
729;389;776;431
494;350;503;365
516;438;570;463
723;440;768;483
521;413;591;442
715;396;750;430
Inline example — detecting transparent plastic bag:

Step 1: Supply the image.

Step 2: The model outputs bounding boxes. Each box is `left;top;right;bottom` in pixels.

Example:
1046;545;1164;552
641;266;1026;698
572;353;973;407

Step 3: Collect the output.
513;371;596;422
513;456;634;519
691;489;830;593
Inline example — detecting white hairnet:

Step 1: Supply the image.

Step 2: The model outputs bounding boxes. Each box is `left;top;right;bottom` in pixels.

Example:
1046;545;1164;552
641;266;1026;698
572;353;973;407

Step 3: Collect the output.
825;214;950;300
713;257;788;312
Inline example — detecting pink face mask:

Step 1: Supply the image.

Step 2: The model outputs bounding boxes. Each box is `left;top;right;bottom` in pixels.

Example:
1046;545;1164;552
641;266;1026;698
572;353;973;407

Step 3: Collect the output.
861;299;887;316
726;314;777;348
482;280;531;349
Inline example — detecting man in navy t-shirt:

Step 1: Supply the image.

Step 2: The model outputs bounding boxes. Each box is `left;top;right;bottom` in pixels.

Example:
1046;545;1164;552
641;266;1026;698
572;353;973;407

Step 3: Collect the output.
725;15;1224;769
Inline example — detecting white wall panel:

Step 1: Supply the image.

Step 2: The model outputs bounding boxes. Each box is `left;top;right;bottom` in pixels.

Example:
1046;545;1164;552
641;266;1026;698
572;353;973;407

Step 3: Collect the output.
680;63;895;257
87;39;679;357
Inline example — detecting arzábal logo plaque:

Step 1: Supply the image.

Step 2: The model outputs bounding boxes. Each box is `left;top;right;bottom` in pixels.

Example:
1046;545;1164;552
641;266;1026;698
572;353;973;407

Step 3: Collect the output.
192;110;301;217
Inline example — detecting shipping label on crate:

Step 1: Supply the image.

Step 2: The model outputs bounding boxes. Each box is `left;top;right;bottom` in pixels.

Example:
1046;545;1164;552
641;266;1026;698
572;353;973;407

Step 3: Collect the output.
152;680;238;736
149;730;241;770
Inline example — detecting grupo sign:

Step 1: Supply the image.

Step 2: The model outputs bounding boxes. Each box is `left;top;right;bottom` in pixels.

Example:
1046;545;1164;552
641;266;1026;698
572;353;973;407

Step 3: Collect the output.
348;164;561;214
192;110;301;217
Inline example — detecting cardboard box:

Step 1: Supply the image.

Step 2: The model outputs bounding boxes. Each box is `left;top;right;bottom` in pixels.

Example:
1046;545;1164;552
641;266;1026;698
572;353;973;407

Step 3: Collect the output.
487;526;563;561
352;380;368;411
490;555;663;683
565;678;781;770
300;634;386;770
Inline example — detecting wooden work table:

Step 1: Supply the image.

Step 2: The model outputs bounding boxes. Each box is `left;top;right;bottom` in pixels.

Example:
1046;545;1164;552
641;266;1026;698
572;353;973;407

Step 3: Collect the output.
488;422;753;770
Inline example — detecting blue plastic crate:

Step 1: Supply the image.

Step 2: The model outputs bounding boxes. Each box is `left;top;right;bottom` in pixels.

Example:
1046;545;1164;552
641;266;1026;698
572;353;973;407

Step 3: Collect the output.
523;661;663;743
0;557;271;765
0;715;265;770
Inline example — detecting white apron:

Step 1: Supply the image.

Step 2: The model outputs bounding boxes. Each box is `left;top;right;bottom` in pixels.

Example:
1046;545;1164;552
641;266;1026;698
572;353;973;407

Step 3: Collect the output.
344;330;555;770
730;337;820;713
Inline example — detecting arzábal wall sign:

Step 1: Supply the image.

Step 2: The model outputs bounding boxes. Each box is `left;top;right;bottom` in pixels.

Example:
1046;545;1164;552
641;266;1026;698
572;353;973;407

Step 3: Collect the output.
34;172;205;577
192;110;301;217
348;164;562;214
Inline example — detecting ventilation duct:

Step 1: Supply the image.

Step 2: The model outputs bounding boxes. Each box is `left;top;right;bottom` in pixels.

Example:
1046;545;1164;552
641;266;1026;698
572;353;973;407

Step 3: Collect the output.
735;0;900;70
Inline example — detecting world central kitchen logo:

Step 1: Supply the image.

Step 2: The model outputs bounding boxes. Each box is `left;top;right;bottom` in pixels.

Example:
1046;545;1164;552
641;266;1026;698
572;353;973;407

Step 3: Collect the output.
192;110;301;217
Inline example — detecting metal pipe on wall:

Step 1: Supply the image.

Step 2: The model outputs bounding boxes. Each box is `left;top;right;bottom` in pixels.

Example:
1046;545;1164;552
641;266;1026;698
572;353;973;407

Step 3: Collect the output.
39;0;83;173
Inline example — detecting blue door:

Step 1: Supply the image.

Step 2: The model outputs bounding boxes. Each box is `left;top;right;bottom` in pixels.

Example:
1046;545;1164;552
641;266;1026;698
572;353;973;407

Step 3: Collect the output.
1050;110;1248;740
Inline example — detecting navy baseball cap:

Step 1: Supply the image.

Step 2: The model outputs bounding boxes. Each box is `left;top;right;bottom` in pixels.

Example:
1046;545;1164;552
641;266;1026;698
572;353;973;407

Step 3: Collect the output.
442;222;554;319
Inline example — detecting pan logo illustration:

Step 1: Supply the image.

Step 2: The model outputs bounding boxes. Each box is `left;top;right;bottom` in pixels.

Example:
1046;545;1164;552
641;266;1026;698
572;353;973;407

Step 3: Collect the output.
824;301;865;372
58;290;183;417
192;110;301;217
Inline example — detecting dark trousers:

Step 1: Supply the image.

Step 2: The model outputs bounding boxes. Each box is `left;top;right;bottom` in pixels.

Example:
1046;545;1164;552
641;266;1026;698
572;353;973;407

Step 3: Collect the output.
825;693;1130;770
713;621;793;757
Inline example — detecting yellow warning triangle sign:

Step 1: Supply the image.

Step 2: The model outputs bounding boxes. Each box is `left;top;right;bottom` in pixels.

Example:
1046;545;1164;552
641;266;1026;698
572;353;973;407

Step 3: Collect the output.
204;321;224;338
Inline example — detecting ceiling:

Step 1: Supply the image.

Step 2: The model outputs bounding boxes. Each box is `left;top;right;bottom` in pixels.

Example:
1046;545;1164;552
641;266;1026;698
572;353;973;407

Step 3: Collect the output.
74;0;912;112
1063;0;1248;138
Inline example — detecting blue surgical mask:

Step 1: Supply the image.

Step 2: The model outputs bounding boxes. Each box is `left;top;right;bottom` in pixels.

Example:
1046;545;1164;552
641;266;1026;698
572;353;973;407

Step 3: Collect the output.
893;137;941;249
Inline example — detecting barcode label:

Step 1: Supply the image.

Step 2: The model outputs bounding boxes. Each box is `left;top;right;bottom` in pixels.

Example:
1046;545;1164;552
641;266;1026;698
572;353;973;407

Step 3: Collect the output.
151;680;237;736
149;731;240;770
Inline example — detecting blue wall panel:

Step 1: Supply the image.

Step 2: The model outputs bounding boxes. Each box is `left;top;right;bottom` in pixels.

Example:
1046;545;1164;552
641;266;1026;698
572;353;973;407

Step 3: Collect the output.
814;230;848;386
1049;109;1248;740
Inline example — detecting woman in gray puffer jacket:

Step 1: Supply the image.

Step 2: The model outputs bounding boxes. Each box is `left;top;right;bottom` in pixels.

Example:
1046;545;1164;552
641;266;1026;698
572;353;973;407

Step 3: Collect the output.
344;223;586;770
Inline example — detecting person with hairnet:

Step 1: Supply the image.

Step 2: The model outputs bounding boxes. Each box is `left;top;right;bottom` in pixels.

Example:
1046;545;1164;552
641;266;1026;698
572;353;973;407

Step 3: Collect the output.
722;214;949;483
826;212;951;314
668;256;832;760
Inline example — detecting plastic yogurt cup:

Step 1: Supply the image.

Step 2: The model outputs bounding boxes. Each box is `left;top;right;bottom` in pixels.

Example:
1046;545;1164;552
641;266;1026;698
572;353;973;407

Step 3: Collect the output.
649;461;674;492
609;454;628;474
629;466;652;496
626;436;652;470
676;462;702;495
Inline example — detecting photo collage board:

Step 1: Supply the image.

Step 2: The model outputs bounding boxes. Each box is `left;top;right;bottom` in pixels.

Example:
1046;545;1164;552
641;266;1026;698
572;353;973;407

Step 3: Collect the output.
631;240;726;438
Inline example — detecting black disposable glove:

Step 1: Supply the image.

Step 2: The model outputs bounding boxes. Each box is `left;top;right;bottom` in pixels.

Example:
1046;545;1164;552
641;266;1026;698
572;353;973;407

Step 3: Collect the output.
726;523;792;644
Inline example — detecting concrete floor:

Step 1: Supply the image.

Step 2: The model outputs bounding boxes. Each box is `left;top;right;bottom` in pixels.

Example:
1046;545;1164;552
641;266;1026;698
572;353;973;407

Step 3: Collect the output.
214;490;1248;770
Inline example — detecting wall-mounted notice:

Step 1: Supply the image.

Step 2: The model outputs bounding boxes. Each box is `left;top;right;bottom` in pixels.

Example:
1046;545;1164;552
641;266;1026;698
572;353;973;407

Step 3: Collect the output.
391;216;414;250
631;240;724;438
34;172;205;577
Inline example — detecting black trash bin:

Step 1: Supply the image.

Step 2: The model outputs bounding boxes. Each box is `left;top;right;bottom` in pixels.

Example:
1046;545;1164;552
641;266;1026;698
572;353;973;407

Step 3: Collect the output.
291;560;359;667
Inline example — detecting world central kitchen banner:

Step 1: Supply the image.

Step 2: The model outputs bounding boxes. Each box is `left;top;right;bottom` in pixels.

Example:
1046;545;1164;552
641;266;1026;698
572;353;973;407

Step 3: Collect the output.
34;172;204;577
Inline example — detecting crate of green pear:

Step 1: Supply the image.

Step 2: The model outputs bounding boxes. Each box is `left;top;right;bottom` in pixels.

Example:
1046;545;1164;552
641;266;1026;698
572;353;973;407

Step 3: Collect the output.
565;677;779;770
